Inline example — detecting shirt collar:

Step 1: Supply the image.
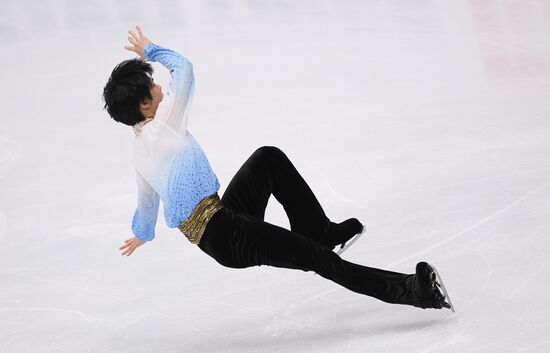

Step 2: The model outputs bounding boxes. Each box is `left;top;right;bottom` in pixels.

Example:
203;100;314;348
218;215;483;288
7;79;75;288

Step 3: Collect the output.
132;117;154;136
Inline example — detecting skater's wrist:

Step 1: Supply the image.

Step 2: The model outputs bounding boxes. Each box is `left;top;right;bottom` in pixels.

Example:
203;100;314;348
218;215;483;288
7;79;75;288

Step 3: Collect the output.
143;43;157;61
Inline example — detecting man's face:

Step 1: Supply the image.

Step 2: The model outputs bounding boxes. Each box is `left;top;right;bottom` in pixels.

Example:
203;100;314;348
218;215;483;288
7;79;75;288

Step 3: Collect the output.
149;78;164;109
139;76;164;118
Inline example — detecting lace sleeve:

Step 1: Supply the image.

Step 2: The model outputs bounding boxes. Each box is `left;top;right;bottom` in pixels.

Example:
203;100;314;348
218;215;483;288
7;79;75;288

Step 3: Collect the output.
131;170;160;241
144;43;195;134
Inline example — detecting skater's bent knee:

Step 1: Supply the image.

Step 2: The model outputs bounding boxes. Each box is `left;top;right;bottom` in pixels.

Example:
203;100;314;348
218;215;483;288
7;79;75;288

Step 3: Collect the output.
253;146;285;160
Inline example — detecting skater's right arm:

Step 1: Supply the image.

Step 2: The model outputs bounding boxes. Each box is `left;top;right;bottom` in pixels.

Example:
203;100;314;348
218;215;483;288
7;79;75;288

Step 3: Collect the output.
130;171;160;243
142;44;194;134
125;26;195;134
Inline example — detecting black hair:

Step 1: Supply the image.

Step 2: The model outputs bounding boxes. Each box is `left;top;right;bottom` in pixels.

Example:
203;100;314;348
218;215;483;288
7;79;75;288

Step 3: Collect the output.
102;59;154;126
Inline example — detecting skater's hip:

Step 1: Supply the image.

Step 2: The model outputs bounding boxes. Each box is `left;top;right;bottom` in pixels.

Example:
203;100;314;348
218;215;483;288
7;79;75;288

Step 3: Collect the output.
178;193;224;245
195;206;241;267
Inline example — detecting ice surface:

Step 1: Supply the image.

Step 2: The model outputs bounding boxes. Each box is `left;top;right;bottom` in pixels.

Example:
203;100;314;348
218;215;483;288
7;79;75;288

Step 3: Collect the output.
1;0;550;352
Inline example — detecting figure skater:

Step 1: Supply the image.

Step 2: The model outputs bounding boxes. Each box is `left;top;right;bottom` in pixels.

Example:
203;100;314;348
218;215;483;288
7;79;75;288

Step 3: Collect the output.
102;26;452;311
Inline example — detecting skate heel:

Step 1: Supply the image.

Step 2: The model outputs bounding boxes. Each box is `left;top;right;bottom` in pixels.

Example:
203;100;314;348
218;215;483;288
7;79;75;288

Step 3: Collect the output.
432;265;455;313
412;262;455;312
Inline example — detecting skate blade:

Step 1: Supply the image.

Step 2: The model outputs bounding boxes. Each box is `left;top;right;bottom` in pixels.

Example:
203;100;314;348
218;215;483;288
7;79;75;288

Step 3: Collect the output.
431;265;455;313
336;226;365;256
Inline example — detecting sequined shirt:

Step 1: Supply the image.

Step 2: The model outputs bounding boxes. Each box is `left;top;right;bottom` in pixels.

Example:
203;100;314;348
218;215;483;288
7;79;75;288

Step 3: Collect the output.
131;43;220;242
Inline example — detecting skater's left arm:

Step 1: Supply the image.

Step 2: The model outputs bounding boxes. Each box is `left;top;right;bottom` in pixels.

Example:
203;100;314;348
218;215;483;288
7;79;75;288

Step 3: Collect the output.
119;236;144;256
120;171;160;256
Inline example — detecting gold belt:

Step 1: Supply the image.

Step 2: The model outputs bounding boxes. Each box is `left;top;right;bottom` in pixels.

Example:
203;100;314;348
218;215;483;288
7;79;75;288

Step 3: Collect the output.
178;193;223;244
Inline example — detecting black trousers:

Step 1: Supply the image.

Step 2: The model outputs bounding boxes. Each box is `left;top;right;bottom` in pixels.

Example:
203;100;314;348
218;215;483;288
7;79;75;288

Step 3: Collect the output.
198;146;414;305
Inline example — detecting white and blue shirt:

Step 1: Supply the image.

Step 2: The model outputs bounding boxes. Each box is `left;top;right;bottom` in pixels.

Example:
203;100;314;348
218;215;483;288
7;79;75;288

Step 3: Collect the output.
131;43;220;242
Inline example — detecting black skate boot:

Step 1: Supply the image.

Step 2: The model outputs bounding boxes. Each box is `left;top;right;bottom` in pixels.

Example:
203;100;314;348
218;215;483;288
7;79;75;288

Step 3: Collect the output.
409;262;453;310
326;218;364;253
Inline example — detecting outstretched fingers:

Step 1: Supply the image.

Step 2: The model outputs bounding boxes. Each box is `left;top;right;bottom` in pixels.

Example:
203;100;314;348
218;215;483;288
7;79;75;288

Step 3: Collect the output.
119;237;141;256
122;244;135;256
128;30;139;42
123;26;151;59
127;35;137;45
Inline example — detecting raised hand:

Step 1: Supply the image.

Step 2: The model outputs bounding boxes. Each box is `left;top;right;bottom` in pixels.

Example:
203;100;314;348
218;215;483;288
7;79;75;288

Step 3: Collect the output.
124;25;152;59
119;236;145;256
